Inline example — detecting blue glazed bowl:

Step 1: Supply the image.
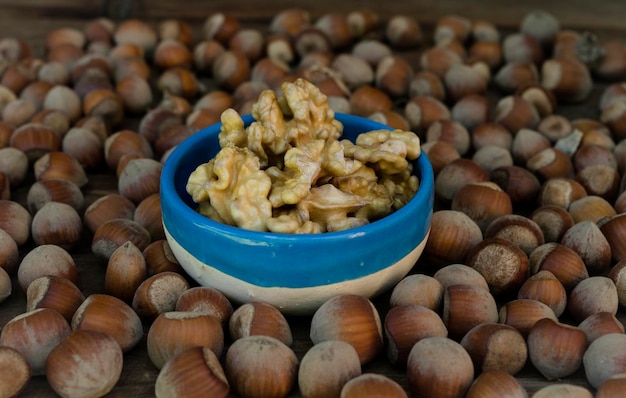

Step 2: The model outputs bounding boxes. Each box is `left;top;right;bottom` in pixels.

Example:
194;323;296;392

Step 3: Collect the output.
160;113;434;315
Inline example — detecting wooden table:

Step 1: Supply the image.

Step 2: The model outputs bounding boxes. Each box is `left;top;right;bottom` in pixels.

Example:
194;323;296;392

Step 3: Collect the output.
1;0;626;396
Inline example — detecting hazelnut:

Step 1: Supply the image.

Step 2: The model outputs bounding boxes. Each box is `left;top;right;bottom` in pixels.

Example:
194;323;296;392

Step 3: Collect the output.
435;158;489;203
157;67;202;99
574;143;618;172
368;110;410;131
567;276;618;322
466;237;529;295
502;33;543;64
314;12;352;50
451;94;490;131
385;15;422;48
82;88;124;127
575;164;620;200
444;63;488;102
527;318;588;380
72;293;143;352
84;17;115;43
442;283;499;340
420;140;460;176
228;28;264;63
542;57;593;103
293;28;332;58
43;84;82;122
298;340;361;398
91;218;151;259
83;193;136;234
583;333;626;389
384;304;447;367
0;199;31;246
17;244;78;292
560;220;611;275
420;47;462;78
114;19;157;52
424;209;483;266
346;9;380;38
526;147;574;181
9;122;61;163
46;330;123;398
0;346;31;398
426;119;471;156
465;369;528;398
61;127;104;170
203;13;241;44
0;227;19;274
132;271;190;319
0;308;71;375
143;239;183;276
460;323;528;375
229;301;293;346
26;275;85;322
596;374;626;398
517;84;557;117
31;201;82;249
404;95;450;132
468;41;503;70
490;165;541;205
212;50;250;91
104;241;147;303
494;96;541;134
408;70;446;101
0;147;29;187
116;74;153;114
34;151;88;188
537;177;587;208
117;157;163;204
225;335;298;398
341;374;407;398
568;195;616;224
349;85;392;117
389;273;444;310
433;263;490;291
147;311;224;370
484;214;545;256
134;193;164;241
406;336;474;398
498;298;558;337
529;243;589;291
175;286;233;326
310;294;383;365
532;384;592;398
530;204;575;243
434;14;471;44
451;182;513;232
104;129;154;171
375;55;413;97
518;270;567;317
496;62;540;98
578;311;625;344
154;346;230;398
0;266;10;303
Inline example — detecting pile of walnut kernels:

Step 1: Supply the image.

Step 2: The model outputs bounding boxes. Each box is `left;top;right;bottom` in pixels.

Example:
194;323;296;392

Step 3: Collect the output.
2;7;626;398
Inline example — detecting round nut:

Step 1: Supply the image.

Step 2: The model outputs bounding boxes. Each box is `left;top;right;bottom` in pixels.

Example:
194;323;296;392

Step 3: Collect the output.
229;301;293;346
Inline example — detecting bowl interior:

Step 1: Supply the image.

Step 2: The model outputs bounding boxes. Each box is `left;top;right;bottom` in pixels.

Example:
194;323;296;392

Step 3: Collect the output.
160;113;434;288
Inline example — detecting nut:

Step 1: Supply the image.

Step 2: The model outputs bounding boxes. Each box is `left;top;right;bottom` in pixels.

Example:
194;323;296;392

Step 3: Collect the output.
517;270;567;317
0;308;71;375
529;242;589;291
426;120;471;156
484;214;545;256
527;317;588;380
31;201;82;249
424;210;483;266
0;346;31;398
384;304;448;367
9;122;61;162
72;293;143;352
442;283;499;340
578;312;625;343
530;205;574;243
0;226;19;274
490;165;541;205
433;263;490;291
147;311;224;370
498;298;558;337
460;323;527;375
404;95;450;131
341;373;407;398
143;239;183;276
297;340;361;398
175;286;233;327
134;193;164;241
104;241;147;303
465;369;528;398
583;333;626;389
0;266;10;303
567;276;618;322
154;346;230;398
435;158;489;204
310;294;383;365
568;195;616;224
17;244;78;292
466;237;529;295
83;193;136;234
388;273;444;310
229;301;292;346
0;199;31;246
560;220;612;275
385;15;422;48
406;336;474;398
33;151;88;188
46;330;123;398
225;335;298;398
91;218;151;259
132;271;190;319
117;157;163;204
451;182;513;232
26;275;85;322
537;177;587;208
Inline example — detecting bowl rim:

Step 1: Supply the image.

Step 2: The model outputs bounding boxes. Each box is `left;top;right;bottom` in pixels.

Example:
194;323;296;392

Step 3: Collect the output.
160;112;434;288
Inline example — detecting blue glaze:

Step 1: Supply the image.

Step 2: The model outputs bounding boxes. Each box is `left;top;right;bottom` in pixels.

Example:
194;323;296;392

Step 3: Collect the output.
160;113;434;288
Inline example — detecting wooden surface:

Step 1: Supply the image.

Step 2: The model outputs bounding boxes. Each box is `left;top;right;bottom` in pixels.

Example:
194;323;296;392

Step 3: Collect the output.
1;1;626;397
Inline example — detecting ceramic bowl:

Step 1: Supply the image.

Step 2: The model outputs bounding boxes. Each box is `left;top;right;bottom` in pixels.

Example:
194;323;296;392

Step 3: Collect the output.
160;113;434;315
